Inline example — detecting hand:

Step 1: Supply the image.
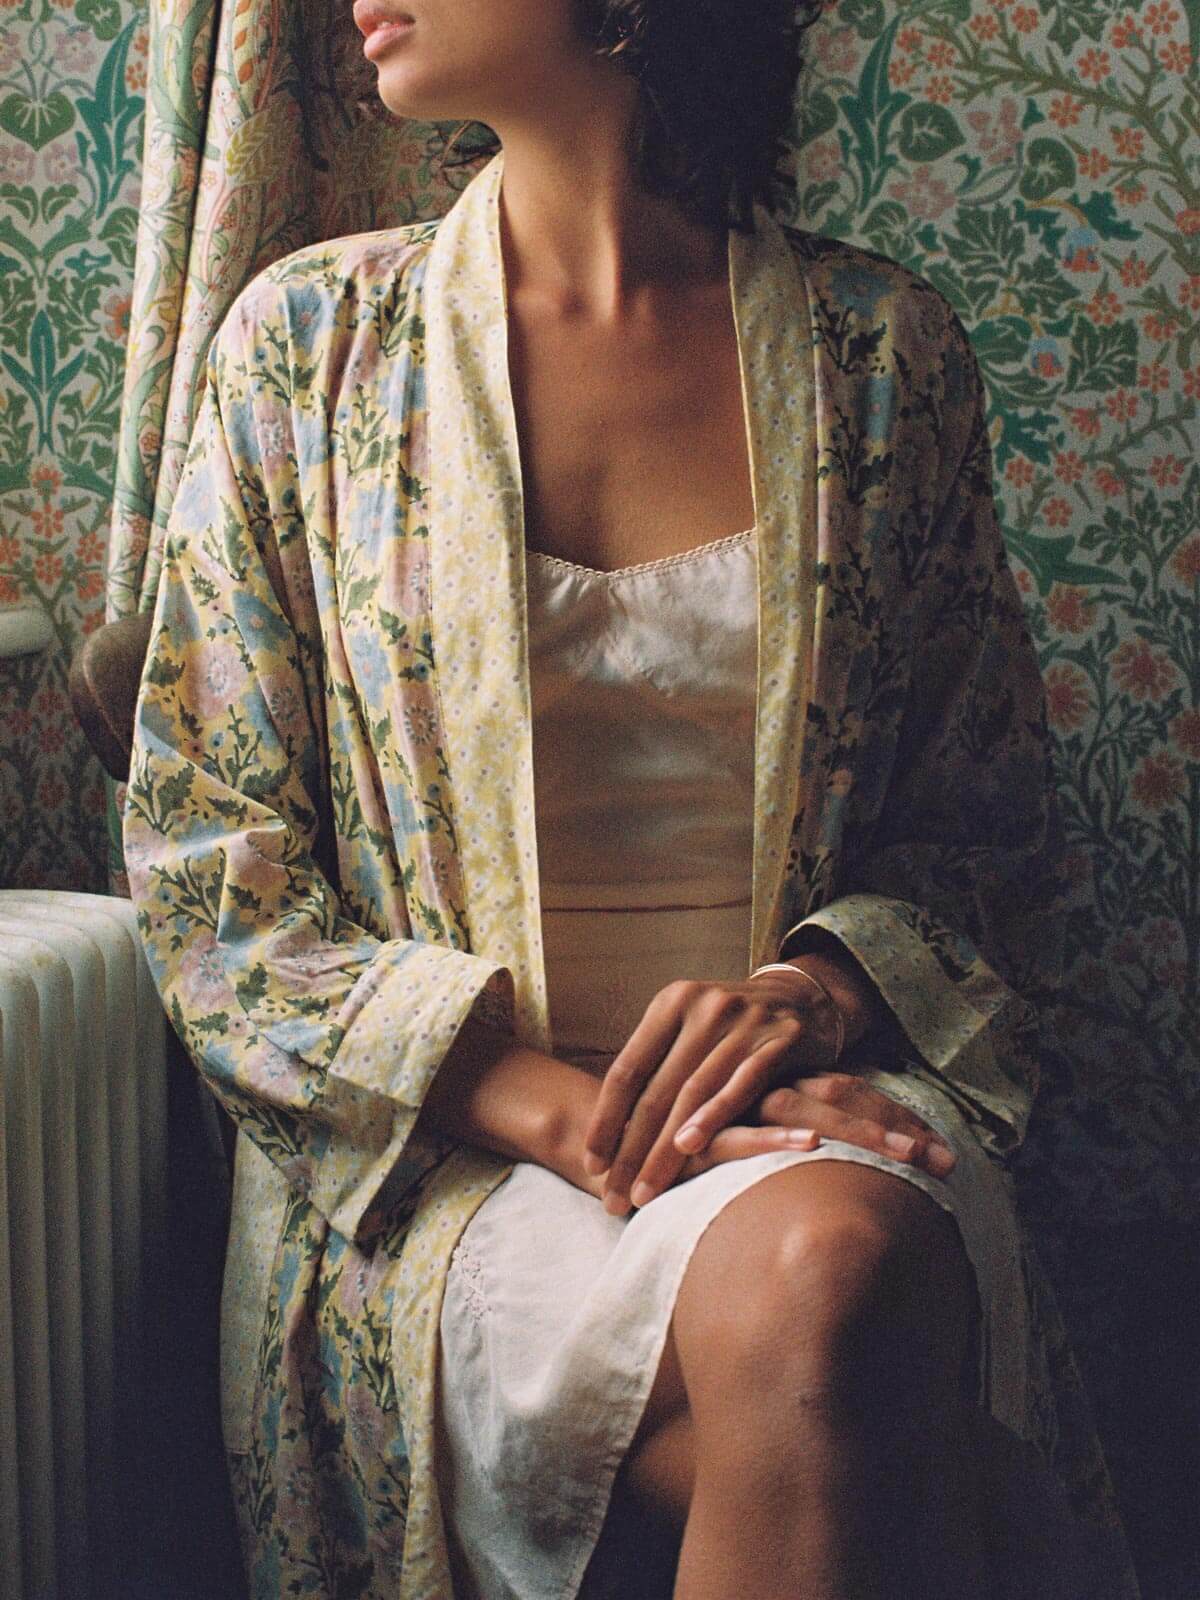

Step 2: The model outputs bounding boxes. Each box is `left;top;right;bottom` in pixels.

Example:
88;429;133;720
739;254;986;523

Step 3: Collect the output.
754;1073;956;1181
605;1073;956;1214
678;1119;824;1177
678;1092;955;1184
584;970;846;1216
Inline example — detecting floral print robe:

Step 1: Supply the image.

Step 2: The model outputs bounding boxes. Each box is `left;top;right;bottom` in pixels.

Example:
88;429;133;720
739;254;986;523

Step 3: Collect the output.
125;153;1124;1597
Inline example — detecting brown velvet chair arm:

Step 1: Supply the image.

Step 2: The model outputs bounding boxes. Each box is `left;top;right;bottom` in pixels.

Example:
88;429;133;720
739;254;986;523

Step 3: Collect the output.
68;610;155;783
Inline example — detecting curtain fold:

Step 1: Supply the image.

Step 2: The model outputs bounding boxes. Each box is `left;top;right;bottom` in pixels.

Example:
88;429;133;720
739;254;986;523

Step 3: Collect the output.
106;0;487;622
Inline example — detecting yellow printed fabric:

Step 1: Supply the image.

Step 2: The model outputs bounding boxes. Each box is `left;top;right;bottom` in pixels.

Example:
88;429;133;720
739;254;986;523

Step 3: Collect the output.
126;154;1105;1597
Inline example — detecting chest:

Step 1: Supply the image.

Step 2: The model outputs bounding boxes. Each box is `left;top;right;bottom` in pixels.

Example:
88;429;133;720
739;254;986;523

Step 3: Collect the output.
506;294;755;573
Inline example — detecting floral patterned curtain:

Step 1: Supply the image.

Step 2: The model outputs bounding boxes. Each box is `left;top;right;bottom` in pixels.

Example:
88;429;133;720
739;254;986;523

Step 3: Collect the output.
105;0;487;621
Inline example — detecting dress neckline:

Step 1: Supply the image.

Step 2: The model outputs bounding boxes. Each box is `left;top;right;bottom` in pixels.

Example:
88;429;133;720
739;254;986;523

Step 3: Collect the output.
526;526;756;582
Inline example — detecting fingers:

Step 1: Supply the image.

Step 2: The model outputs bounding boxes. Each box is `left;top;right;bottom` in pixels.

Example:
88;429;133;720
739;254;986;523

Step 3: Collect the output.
600;1011;768;1215
759;1075;926;1137
758;1076;956;1179
686;1123;822;1174
582;983;691;1177
587;984;914;1219
605;1076;956;1222
621;1031;795;1211
584;976;834;1182
673;1013;804;1155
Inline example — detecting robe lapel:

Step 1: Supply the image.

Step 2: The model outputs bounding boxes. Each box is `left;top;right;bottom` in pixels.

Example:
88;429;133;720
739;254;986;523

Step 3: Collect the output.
425;153;550;1050
425;153;821;1038
732;208;820;968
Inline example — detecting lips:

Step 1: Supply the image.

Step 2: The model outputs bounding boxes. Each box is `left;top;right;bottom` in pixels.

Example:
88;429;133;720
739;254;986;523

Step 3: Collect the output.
352;3;413;39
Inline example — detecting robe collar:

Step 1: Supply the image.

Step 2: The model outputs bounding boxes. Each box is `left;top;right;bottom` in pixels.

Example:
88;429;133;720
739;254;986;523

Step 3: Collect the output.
424;152;817;1049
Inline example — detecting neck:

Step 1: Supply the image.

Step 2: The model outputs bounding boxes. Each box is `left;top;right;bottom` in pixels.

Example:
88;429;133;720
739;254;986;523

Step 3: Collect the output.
491;105;727;325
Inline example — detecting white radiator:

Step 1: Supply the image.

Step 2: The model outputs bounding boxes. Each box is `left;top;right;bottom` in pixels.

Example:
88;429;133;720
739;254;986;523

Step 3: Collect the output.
0;891;167;1600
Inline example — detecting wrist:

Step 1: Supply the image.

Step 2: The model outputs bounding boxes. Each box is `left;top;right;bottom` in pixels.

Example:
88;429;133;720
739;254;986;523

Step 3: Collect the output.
423;1018;605;1196
774;950;882;1051
533;1063;605;1197
749;962;846;1063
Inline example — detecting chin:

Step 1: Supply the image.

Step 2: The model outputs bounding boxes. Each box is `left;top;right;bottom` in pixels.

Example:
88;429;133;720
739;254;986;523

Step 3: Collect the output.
375;82;469;123
372;73;433;120
368;53;479;124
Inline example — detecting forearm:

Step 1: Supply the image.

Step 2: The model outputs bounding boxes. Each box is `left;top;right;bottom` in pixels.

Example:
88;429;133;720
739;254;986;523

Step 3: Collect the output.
415;1018;605;1196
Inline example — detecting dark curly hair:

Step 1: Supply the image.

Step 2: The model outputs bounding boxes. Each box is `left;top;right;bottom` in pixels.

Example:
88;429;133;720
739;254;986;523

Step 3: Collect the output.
444;0;823;233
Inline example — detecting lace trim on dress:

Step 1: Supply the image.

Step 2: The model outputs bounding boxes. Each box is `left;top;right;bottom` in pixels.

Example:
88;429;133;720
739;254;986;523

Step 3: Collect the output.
526;526;756;581
449;1236;490;1324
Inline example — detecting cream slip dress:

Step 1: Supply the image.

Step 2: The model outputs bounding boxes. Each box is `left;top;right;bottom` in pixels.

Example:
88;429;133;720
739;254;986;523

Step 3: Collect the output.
435;529;1130;1600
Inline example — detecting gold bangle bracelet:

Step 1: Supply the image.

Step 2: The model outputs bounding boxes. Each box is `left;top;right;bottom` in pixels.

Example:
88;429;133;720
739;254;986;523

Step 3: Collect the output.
748;961;846;1066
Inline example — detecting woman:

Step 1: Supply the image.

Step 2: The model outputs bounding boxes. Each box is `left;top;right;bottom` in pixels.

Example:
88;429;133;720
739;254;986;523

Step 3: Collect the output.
124;1;1138;1596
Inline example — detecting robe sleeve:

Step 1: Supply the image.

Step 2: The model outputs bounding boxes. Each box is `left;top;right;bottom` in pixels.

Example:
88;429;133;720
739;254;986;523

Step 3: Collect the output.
779;317;1063;1158
124;301;513;1246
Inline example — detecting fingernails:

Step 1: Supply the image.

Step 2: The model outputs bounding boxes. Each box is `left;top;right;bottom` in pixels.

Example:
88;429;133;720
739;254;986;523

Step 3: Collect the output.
884;1131;917;1158
675;1124;704;1153
630;1181;654;1208
928;1143;957;1176
583;1151;607;1176
783;1128;818;1147
603;1190;630;1217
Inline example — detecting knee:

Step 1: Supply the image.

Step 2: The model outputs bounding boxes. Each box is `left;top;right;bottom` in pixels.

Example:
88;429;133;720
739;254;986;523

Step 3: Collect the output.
681;1181;971;1412
737;1206;920;1375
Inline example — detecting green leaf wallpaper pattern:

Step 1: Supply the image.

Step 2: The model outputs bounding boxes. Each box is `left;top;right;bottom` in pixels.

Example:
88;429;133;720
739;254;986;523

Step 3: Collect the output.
775;0;1198;1229
0;0;145;889
0;87;76;148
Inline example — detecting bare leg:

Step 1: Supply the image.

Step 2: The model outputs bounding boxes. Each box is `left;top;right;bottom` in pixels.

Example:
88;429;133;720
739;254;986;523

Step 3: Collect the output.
591;1162;988;1600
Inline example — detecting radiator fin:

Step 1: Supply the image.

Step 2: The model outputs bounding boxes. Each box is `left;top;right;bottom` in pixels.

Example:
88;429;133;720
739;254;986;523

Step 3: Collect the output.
0;892;167;1600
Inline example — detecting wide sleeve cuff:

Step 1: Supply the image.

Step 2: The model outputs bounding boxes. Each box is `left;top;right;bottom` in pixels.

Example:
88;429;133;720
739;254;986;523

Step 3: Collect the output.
779;893;1035;1156
312;942;514;1240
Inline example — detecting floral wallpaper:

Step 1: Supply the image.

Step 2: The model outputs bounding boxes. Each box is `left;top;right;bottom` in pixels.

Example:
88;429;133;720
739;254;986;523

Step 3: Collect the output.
0;0;1195;1585
775;0;1199;1218
0;0;147;886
